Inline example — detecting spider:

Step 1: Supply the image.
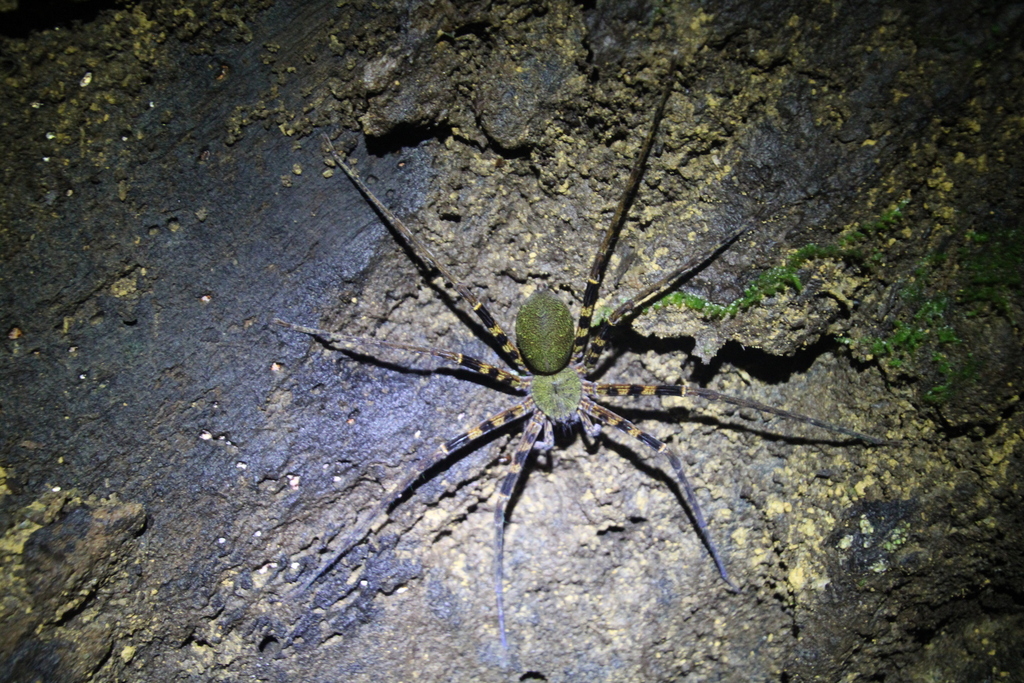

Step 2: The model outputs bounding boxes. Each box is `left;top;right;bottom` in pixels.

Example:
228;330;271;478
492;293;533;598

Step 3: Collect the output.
275;69;886;649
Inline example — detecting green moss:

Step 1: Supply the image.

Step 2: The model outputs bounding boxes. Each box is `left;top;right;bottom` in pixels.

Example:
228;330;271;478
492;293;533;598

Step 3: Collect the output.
838;199;909;249
844;221;1021;405
922;351;980;405
623;197;1013;409
649;199;909;319
958;227;1022;319
882;522;910;553
859;295;961;371
650;255;808;319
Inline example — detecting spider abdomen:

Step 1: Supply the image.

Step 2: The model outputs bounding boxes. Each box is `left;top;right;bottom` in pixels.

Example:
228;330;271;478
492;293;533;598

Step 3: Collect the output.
515;289;574;375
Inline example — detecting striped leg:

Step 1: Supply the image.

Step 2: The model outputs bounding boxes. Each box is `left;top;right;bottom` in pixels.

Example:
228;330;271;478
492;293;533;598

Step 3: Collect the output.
572;69;676;364
580;398;738;591
296;399;535;594
581;226;749;370
494;411;546;649
274;319;523;389
323;137;527;372
596;383;889;446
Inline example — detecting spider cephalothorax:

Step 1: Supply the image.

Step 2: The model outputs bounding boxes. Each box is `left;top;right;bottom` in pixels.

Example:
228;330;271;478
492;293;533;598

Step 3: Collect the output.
275;65;887;649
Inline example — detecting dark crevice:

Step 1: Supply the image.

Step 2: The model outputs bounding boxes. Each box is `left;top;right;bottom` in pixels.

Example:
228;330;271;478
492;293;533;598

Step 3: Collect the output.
0;0;118;38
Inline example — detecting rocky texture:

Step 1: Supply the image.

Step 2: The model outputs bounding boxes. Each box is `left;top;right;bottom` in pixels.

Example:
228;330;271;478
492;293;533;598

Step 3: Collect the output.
1;0;1021;681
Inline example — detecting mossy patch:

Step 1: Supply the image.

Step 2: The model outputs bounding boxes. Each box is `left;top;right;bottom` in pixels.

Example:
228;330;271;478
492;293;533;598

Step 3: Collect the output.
844;217;1021;408
645;199;909;320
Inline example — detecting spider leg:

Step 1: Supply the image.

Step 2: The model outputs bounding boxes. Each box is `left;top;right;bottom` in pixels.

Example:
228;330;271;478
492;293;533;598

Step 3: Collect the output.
273;319;523;389
493;411;545;650
580;398;739;591
295;399;535;594
534;418;554;452
578;409;602;439
581;226;750;369
322;137;528;373
572;65;676;364
596;383;890;446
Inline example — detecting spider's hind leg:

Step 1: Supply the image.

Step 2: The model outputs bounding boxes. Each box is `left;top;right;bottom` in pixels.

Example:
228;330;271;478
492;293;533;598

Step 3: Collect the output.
272;319;524;390
322;136;528;373
596;381;890;446
571;65;678;365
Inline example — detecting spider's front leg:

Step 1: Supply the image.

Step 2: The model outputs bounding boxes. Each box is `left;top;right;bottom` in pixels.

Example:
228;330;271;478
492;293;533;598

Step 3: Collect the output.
534;418;555;452
293;399;535;594
493;411;546;650
580;398;739;592
576;409;603;451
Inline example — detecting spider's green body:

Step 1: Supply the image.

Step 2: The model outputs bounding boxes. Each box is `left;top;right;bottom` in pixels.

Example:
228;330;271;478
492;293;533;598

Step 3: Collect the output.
529;366;582;422
515;289;575;375
516;289;582;421
276;65;888;650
